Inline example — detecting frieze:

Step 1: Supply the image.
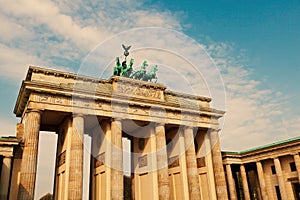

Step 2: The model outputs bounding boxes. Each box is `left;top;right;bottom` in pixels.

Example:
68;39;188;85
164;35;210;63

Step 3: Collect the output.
55;97;63;104
39;94;51;102
35;93;70;106
97;101;111;111
114;83;163;100
72;98;93;108
33;93;212;126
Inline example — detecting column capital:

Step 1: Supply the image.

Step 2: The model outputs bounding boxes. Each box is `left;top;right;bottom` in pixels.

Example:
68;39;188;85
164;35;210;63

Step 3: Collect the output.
183;125;194;131
207;127;221;132
2;154;13;159
25;108;43;114
154;122;165;127
72;113;85;118
273;156;279;160
18;107;41;199
111;117;122;122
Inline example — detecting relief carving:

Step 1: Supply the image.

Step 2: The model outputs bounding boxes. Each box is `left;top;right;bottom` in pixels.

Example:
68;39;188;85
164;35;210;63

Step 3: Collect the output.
142;108;150;115
115;84;162;100
40;94;50;102
72;98;92;108
55;97;63;104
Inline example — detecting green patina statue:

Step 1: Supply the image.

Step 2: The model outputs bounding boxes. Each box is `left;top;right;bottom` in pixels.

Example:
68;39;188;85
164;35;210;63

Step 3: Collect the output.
113;45;158;83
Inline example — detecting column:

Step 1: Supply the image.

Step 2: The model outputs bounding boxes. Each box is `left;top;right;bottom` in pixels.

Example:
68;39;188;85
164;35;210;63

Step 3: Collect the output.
149;126;159;199
184;126;201;200
68;114;84;200
293;153;300;183
204;132;217;199
240;164;251;200
111;118;123;200
226;164;237;200
274;157;287;200
256;161;268;200
0;156;12;199
178;129;189;198
155;123;170;200
209;130;228;199
18;109;42;200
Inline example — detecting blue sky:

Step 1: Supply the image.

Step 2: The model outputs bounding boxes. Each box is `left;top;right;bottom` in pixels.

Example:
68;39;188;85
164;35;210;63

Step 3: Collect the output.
154;0;300;103
0;0;299;198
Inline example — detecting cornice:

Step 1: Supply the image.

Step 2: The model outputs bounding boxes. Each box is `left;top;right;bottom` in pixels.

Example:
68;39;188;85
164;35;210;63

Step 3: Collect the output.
26;66;107;83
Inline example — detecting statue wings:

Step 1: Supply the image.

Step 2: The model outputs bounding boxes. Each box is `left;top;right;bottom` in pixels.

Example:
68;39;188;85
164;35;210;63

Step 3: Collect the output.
122;44;131;51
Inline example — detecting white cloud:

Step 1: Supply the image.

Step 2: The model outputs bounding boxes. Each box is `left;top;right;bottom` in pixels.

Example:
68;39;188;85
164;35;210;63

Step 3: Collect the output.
0;44;45;80
0;14;32;41
0;0;110;50
206;43;297;151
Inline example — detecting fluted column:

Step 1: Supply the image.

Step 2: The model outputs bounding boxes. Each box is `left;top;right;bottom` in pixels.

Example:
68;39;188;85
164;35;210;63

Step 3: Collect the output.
209;130;228;199
274;157;287;200
226;164;237;200
18;109;42;200
293;153;300;184
155;123;170;200
256;161;268;200
68;114;84;200
111;118;123;200
0;156;12;200
240;164;250;200
184;126;201;200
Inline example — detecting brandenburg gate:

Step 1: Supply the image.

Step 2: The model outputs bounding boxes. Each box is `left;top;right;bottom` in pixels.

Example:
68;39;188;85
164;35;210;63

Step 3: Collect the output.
13;65;228;199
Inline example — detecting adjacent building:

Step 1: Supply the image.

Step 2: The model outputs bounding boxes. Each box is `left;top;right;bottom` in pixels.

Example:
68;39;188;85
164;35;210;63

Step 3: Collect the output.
0;136;21;200
223;137;300;200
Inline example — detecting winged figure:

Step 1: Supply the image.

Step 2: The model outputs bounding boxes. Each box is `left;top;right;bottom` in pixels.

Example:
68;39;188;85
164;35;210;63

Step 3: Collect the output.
122;44;131;57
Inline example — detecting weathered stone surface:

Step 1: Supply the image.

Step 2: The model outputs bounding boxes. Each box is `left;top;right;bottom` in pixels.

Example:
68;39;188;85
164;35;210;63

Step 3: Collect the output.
156;124;170;200
240;164;251;200
184;127;201;200
68;115;84;200
210;130;228;200
256;161;269;200
17;109;41;200
0;156;12;199
226;164;237;200
274;157;288;200
111;119;123;200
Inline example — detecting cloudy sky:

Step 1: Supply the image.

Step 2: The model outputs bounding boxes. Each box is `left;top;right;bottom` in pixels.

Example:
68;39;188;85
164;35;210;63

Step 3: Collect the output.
0;0;299;198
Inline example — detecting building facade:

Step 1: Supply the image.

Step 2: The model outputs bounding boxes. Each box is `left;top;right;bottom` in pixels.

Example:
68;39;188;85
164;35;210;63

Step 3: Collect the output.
11;66;228;200
223;137;300;200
